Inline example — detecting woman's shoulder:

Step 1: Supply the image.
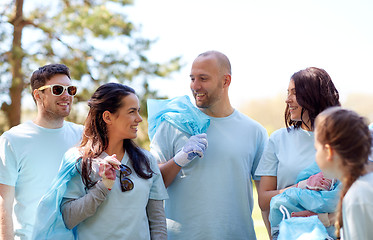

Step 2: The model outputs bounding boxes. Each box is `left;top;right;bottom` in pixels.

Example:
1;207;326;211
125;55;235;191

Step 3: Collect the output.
270;126;307;138
270;127;291;138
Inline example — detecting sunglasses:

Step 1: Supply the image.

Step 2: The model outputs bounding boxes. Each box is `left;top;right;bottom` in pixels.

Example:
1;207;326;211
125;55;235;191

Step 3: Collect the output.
119;164;134;192
38;84;77;96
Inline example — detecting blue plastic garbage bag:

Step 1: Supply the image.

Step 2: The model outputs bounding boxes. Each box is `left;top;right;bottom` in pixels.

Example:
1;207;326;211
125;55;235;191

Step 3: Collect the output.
32;148;81;240
270;162;340;238
278;205;332;240
147;95;210;140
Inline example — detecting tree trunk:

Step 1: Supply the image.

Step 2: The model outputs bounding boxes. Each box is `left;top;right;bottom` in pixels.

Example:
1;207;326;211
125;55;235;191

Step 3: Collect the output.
7;0;25;128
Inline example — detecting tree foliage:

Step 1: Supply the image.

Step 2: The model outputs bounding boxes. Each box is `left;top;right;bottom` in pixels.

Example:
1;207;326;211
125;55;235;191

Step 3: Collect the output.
0;0;181;130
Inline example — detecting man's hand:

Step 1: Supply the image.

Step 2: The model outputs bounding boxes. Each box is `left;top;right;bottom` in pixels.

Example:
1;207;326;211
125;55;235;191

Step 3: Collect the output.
174;133;208;167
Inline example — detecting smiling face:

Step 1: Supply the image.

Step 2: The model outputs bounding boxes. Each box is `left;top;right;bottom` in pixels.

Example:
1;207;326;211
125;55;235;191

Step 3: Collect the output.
107;93;143;141
190;55;225;110
37;74;74;120
285;79;310;130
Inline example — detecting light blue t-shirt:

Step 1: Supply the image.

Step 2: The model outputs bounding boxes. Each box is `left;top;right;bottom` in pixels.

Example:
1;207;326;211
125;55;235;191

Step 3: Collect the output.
63;149;168;240
0;120;83;240
255;127;315;189
342;172;373;240
150;110;268;240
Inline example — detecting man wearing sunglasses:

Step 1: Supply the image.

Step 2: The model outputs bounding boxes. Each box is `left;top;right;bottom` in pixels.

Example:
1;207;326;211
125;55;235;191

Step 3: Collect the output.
0;64;83;240
150;51;268;240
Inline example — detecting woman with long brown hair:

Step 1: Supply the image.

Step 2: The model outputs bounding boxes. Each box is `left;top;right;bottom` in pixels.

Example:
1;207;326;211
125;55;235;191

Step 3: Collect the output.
33;83;168;240
255;67;340;239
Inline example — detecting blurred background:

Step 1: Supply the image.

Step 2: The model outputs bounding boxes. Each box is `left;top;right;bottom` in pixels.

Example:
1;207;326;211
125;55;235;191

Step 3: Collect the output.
1;0;372;139
1;1;372;238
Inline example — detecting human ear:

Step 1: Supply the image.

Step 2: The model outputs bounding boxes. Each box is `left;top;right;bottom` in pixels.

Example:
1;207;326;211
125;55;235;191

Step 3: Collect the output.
223;74;231;87
33;89;42;102
102;111;112;125
324;144;334;162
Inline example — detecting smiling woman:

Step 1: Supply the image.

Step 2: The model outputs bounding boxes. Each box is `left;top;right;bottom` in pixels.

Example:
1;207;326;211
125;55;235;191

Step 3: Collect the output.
32;83;168;240
255;67;341;239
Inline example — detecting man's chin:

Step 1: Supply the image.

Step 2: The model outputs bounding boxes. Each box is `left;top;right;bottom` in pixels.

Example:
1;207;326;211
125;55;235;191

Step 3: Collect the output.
195;103;208;109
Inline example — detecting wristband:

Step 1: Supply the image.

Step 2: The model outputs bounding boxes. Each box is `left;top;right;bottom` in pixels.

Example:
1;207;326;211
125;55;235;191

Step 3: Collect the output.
173;158;182;167
173;150;192;167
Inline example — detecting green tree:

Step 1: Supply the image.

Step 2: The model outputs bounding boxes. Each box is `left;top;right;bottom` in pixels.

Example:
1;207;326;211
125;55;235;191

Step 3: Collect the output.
0;0;181;130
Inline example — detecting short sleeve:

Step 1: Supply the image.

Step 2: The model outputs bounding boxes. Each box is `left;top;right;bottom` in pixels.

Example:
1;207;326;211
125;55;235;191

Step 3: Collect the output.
150;121;189;164
255;136;279;177
0;136;19;186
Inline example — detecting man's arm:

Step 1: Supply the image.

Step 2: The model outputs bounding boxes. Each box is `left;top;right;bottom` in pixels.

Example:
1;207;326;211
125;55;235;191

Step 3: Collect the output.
255;180;272;238
158;161;182;188
156;133;208;188
0;184;15;240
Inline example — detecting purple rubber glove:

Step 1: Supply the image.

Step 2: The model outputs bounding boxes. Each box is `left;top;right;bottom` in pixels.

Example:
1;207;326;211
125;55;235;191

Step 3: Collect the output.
174;133;208;167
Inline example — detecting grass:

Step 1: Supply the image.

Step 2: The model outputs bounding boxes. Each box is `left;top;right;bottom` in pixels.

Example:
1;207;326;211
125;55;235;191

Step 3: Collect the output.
253;184;270;240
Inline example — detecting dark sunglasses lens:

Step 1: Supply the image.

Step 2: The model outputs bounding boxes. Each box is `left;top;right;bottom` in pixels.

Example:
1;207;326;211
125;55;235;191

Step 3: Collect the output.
52;85;64;95
120;178;134;192
67;86;77;96
120;165;132;176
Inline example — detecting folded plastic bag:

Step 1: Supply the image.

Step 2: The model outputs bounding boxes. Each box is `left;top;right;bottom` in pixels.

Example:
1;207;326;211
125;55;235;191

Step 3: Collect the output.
278;205;332;240
147;95;210;140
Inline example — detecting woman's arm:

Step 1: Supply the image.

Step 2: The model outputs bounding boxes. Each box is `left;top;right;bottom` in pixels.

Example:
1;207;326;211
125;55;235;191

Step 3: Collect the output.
61;181;109;229
146;199;167;240
258;176;296;212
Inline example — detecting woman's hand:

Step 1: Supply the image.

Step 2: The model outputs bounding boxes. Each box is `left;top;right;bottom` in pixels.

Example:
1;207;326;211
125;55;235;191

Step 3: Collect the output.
291;210;333;227
98;154;121;190
291;210;317;217
296;172;334;191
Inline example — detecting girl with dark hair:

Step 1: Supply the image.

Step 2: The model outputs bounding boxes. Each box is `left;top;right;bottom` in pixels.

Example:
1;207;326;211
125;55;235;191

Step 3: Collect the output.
314;107;373;239
33;83;168;240
255;67;341;238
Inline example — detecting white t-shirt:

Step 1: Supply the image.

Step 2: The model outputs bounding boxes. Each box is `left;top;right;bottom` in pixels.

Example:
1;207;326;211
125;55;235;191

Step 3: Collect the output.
63;149;168;240
150;110;268;240
255;127;315;189
0;120;83;239
342;172;373;240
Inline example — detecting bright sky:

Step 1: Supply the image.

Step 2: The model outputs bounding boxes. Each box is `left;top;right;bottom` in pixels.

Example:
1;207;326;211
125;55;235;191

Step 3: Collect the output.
127;0;373;109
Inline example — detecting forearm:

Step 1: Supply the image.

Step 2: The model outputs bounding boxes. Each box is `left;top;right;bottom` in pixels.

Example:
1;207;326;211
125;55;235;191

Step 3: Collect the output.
261;210;271;238
158;160;181;188
0;184;14;240
146;199;167;240
61;181;109;229
0;209;13;240
258;185;296;211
